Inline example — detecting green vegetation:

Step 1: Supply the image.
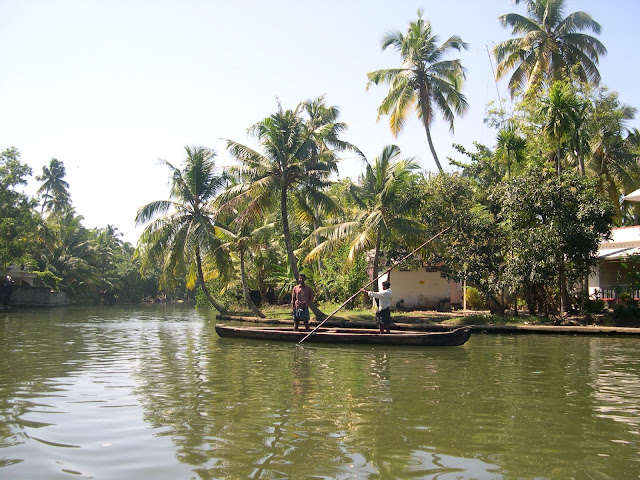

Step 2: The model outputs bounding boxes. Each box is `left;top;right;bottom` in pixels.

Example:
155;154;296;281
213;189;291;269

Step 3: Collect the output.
2;1;639;325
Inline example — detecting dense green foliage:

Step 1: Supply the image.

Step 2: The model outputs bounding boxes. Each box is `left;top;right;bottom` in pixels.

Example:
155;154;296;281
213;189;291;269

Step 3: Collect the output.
0;148;38;269
1;148;159;303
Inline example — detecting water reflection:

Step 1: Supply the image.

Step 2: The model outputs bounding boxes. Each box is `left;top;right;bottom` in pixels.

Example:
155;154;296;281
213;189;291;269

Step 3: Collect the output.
1;307;639;479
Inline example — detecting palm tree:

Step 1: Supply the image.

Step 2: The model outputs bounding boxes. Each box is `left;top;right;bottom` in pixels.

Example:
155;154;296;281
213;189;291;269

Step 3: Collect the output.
539;82;582;176
91;225;124;300
36;158;71;214
493;0;606;97
293;187;342;302
215;210;275;318
367;9;468;172
495;124;526;179
569;100;590;177
225;101;343;282
300;95;354;165
296;96;355;301
538;83;584;312
36;210;99;298
135;146;230;312
591;127;640;222
305;145;423;291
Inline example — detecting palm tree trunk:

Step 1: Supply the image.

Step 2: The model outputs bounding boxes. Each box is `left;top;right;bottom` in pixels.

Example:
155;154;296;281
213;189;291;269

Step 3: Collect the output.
575;135;585;177
314;213;330;302
280;187;299;280
559;254;570;313
195;251;227;314
240;249;265;318
281;187;326;319
419;85;444;172
40;186;50;214
424;125;444;173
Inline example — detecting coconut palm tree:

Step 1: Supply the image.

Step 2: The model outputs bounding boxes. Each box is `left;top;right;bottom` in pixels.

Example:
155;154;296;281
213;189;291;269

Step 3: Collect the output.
539;82;582;176
494;0;606;97
305;145;423;291
293;186;343;302
135;146;230;313
36;210;99;298
300;95;354;165
590;127;640;222
495;124;527;179
367;9;468;172
225;101;344;282
215;211;275;318
36;158;71;214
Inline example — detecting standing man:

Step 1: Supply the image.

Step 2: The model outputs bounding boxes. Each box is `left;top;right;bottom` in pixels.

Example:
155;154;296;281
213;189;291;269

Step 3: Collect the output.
363;280;393;333
291;274;314;332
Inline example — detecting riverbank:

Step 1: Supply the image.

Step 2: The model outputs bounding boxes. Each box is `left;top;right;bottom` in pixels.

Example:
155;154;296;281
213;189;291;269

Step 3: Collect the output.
217;310;640;336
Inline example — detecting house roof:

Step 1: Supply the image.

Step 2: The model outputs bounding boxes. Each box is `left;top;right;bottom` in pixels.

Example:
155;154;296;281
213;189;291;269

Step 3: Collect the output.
598;226;640;259
598;246;640;259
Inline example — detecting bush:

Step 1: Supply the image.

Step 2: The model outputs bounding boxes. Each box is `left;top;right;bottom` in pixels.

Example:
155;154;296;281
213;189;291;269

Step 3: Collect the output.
611;300;640;326
465;286;488;310
584;299;606;314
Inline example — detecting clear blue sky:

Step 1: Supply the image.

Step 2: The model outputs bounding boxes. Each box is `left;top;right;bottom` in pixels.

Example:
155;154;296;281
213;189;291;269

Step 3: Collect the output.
1;0;638;242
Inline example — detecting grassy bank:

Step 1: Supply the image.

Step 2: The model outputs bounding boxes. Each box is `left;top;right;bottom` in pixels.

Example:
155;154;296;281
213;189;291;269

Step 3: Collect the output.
217;303;640;328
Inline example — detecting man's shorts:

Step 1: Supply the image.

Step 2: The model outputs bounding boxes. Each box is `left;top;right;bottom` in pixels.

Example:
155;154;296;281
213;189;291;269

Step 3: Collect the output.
294;307;310;322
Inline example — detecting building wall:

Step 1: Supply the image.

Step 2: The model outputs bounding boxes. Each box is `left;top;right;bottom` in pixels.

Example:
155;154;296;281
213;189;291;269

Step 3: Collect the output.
4;265;38;287
380;269;459;310
590;226;640;301
9;286;69;307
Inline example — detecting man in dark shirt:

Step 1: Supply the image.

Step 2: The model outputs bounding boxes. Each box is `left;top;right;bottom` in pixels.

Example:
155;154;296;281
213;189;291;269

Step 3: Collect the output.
291;274;314;331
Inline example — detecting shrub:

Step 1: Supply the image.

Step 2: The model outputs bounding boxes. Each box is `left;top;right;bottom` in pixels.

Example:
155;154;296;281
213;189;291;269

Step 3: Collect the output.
465;286;488;310
584;299;606;314
611;300;640;326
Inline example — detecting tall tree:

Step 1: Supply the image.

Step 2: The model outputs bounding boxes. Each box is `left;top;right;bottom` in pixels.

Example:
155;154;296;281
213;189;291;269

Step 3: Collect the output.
225;101;342;283
538;82;583;176
36;158;71;214
367;9;468;172
494;0;606;97
36;210;99;299
495;124;527;179
305;145;422;291
216;208;275;318
135;146;230;312
0;147;38;269
495;169;613;314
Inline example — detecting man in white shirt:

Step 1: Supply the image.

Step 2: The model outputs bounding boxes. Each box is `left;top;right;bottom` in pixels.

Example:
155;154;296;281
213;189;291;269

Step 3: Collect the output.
363;281;393;333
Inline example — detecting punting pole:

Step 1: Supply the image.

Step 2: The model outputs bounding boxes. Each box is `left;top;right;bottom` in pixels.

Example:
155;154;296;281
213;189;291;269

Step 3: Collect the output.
297;227;451;344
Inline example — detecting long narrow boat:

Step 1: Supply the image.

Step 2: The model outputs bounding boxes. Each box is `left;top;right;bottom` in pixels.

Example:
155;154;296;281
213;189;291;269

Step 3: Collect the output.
214;324;472;346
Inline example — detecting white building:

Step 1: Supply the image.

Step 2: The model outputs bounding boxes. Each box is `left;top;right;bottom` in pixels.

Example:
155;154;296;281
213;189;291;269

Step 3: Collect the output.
589;226;640;304
375;268;464;311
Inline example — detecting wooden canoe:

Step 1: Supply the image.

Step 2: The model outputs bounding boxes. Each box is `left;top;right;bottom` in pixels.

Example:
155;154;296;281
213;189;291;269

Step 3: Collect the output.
214;324;472;346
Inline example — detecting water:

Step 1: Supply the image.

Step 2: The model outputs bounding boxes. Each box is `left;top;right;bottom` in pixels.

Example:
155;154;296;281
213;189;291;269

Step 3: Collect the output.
1;305;638;479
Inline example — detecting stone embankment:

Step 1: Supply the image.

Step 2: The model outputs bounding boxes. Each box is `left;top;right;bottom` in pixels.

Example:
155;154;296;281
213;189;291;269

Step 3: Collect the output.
6;285;69;308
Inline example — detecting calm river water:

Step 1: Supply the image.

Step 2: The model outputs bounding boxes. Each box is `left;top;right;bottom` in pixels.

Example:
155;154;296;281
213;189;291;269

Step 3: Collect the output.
0;305;638;479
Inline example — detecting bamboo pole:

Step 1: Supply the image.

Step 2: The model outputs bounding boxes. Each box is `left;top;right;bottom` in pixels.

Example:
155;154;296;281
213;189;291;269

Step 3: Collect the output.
298;227;450;344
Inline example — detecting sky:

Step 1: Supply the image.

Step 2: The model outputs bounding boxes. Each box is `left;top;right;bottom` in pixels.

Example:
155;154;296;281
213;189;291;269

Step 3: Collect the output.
1;0;639;243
